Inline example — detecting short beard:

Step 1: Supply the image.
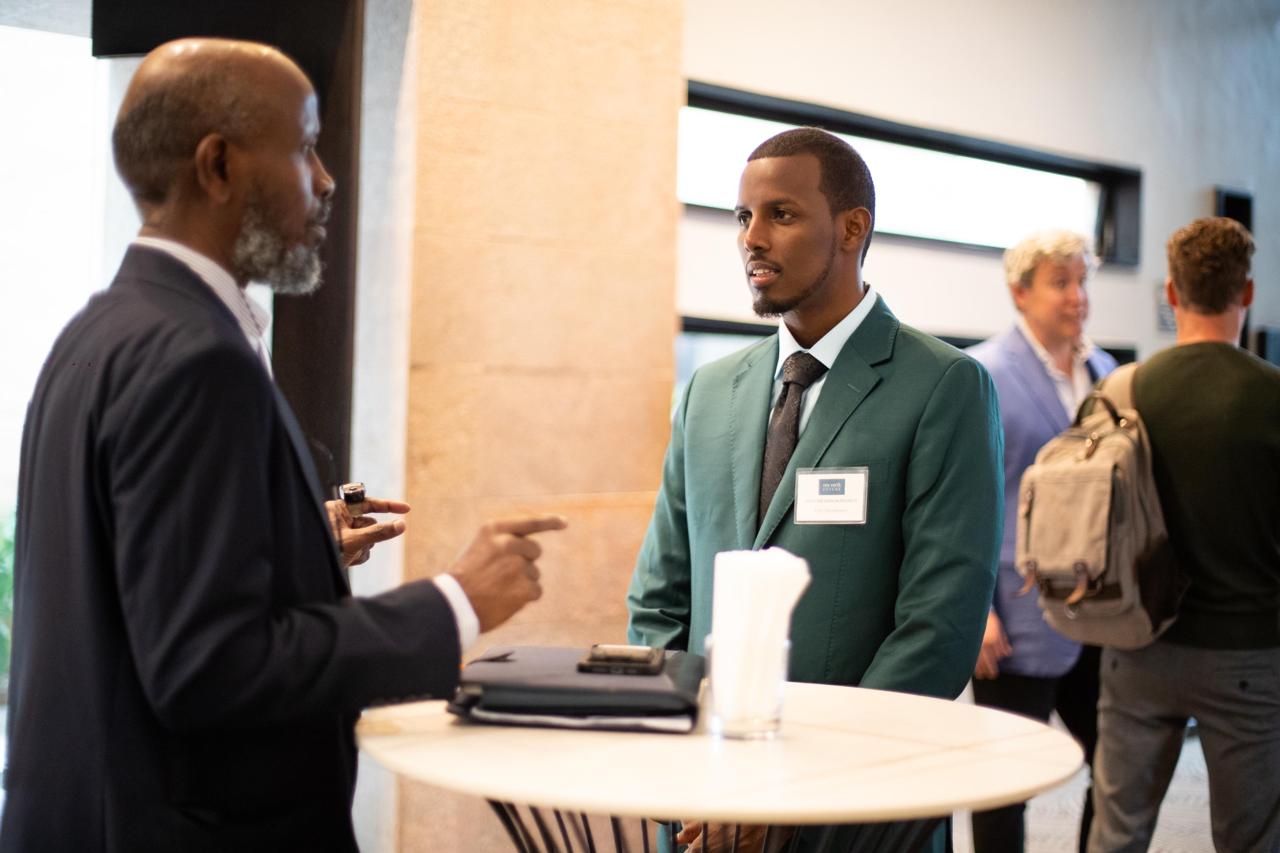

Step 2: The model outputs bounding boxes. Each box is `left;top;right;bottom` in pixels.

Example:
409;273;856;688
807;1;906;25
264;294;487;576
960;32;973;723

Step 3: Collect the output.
751;240;837;318
231;191;327;295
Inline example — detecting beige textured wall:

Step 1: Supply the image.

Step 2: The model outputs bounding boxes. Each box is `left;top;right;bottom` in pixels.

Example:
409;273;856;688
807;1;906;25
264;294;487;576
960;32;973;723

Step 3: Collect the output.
397;1;683;848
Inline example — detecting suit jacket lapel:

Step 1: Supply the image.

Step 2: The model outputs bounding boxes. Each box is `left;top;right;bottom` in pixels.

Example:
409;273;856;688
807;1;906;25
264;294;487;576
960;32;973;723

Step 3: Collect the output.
1085;350;1109;383
752;298;894;548
1005;327;1070;433
271;386;351;595
121;246;349;595
729;339;777;548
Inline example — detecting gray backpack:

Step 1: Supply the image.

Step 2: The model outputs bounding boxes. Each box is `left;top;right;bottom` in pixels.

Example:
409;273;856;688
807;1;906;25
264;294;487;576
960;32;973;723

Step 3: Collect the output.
1015;363;1188;649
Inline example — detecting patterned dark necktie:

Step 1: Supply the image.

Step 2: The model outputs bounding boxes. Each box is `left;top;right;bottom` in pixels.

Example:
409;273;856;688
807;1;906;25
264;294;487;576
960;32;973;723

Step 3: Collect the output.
759;351;829;526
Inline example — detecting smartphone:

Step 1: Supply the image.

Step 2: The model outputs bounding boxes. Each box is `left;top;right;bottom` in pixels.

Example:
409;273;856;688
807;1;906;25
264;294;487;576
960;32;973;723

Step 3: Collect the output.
577;643;664;675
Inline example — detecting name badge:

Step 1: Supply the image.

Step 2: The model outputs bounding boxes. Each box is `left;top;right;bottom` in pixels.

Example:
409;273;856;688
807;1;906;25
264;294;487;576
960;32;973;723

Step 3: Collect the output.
794;467;868;525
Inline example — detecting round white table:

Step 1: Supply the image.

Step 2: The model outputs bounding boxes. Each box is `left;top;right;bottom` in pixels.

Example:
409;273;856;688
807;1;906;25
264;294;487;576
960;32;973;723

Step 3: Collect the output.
358;681;1082;852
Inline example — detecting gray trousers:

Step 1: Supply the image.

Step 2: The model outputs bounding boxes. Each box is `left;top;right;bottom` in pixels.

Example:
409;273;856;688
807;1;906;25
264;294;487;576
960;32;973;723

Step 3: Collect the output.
1088;642;1280;853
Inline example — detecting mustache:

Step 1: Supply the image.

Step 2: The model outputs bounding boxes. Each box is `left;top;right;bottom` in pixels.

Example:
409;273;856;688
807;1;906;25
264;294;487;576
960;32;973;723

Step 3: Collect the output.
311;200;333;227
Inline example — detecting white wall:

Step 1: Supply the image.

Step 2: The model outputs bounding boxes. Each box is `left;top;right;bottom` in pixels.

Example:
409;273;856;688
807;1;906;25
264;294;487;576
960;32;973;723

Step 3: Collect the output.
680;0;1280;356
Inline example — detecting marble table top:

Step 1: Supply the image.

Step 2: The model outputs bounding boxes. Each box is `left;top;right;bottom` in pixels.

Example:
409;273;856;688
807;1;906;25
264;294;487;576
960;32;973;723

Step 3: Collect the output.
357;681;1082;824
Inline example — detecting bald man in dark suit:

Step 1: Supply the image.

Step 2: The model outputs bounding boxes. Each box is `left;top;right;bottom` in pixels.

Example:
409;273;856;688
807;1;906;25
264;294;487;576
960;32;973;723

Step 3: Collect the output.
3;38;563;852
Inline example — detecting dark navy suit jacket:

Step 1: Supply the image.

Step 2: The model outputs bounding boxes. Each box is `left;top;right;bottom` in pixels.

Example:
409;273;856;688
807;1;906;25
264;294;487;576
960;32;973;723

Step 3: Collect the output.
3;247;460;851
968;325;1116;677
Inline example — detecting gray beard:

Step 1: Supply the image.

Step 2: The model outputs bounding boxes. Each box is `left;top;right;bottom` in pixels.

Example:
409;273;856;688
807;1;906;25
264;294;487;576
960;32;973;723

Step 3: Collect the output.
231;199;324;295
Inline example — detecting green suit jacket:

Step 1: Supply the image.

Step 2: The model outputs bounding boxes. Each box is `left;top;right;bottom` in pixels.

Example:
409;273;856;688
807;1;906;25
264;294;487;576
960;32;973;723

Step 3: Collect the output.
627;297;1003;699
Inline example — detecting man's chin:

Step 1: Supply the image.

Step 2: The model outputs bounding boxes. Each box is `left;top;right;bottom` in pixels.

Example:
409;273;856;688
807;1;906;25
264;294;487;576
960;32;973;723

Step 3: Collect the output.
231;207;325;295
261;248;324;295
270;277;321;296
752;293;793;319
269;268;323;296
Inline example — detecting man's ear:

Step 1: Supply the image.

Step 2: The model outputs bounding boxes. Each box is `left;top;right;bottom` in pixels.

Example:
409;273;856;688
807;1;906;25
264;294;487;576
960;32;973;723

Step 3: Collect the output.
1164;278;1179;308
192;133;236;204
1010;283;1028;314
1242;277;1255;308
840;207;872;255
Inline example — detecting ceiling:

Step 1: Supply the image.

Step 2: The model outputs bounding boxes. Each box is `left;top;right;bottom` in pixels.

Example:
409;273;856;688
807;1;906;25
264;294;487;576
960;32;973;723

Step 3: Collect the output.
0;0;90;37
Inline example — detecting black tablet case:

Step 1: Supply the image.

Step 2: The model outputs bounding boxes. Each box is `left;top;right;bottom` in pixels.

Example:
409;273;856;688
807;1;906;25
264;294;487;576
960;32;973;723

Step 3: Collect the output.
447;645;705;731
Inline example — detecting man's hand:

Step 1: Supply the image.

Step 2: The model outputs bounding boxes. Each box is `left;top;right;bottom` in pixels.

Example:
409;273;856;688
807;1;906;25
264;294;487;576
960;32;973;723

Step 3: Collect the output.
325;497;411;569
676;821;775;853
447;516;567;632
973;610;1012;679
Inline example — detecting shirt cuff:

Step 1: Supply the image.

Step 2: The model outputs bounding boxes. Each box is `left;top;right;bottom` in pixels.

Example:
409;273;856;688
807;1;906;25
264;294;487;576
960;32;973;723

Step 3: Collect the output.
432;573;479;651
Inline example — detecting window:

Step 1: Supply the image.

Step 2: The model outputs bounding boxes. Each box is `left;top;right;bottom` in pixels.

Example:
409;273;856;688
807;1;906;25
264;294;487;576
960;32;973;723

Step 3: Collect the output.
0;25;115;702
680;107;1103;252
680;82;1141;264
672;82;1142;379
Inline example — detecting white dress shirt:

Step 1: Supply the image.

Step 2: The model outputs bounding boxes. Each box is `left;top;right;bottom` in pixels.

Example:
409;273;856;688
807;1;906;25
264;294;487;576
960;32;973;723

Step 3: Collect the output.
772;286;879;433
130;237;480;651
1016;315;1097;419
133;236;274;376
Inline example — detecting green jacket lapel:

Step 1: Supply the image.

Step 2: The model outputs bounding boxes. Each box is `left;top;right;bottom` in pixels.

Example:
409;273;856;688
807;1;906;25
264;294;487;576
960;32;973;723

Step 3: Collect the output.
753;298;898;548
728;337;777;549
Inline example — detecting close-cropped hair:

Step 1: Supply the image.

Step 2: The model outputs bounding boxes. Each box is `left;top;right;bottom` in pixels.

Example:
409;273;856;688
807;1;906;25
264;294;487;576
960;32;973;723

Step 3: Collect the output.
113;65;266;206
1003;229;1099;289
749;127;876;259
1166;217;1255;314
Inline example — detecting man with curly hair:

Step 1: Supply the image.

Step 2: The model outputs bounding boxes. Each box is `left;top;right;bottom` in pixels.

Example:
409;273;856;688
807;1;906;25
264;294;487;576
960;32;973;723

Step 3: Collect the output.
1089;217;1280;852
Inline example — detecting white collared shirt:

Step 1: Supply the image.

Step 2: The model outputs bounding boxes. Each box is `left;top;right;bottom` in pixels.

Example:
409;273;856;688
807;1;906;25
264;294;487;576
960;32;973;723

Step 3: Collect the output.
772;286;879;433
128;237;480;651
132;236;274;376
1016;316;1096;419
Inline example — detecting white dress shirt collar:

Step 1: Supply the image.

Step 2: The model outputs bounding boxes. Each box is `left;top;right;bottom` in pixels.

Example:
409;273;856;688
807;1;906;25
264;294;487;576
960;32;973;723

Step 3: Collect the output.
775;285;879;378
769;287;879;435
132;236;273;374
1016;315;1096;417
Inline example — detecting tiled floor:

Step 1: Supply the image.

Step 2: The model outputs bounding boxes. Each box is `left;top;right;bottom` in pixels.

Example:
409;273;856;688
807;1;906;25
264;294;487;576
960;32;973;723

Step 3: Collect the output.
953;730;1213;853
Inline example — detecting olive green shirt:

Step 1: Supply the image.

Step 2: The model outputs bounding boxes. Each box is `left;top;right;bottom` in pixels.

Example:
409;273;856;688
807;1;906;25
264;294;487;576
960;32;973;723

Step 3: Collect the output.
1135;343;1280;648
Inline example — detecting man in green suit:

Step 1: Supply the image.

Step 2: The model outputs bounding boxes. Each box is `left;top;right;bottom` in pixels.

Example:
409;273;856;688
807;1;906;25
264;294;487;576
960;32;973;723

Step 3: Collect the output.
627;128;1003;851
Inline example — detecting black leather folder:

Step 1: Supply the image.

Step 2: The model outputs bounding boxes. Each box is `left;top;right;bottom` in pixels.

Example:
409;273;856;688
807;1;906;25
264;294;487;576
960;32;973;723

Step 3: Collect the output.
447;645;705;733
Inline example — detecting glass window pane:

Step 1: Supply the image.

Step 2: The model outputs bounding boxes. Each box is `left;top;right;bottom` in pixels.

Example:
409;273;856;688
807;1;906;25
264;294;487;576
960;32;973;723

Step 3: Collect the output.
0;26;110;523
677;106;1101;251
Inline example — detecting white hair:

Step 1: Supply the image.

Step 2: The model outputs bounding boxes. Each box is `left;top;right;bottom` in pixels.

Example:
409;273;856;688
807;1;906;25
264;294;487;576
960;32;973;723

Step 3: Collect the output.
1003;230;1099;288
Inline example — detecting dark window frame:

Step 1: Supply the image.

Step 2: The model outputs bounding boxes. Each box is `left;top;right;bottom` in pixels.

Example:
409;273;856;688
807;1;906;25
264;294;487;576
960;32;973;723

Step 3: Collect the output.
681;317;1136;365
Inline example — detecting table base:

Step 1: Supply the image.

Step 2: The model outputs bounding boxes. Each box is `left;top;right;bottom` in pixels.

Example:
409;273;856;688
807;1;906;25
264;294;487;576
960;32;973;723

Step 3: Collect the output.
486;801;944;853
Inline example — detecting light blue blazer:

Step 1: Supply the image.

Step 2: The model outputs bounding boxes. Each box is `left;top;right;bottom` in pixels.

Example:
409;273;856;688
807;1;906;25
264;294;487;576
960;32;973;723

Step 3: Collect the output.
967;326;1117;677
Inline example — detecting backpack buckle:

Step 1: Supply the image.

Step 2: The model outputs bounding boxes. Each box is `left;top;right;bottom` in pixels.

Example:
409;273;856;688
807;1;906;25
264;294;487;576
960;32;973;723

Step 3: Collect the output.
1059;560;1090;607
1017;560;1038;597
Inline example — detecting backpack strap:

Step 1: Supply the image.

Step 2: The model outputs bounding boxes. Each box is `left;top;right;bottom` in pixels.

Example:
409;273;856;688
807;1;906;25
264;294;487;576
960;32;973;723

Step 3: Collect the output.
1097;361;1140;410
1073;361;1141;425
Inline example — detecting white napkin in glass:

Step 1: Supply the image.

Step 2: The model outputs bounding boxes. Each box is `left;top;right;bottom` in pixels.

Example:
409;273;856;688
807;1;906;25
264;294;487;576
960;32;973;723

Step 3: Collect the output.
709;548;811;724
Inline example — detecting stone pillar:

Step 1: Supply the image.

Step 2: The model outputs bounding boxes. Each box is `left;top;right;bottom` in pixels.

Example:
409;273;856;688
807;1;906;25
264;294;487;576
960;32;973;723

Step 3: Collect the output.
398;2;682;848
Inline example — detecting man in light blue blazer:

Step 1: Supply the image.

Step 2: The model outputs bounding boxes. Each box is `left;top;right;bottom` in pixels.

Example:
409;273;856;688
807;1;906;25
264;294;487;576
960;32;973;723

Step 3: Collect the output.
966;230;1118;853
628;128;1003;852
